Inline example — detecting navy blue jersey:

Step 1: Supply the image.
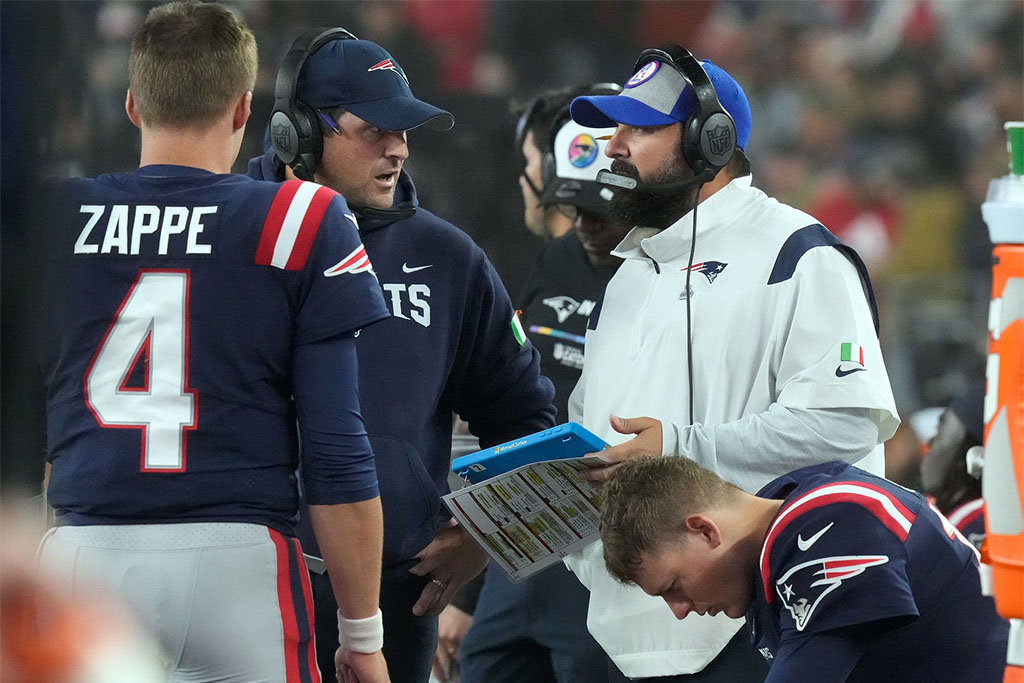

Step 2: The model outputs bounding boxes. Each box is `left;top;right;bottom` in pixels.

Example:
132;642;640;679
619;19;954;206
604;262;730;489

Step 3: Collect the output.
750;462;1008;683
41;165;389;533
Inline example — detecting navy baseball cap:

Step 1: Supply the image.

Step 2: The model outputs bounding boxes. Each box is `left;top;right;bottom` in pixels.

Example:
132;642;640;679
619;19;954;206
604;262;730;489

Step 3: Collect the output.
570;59;751;150
298;39;454;132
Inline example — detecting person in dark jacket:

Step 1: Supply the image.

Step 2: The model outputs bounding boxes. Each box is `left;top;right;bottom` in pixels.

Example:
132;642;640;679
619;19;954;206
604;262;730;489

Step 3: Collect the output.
249;31;556;683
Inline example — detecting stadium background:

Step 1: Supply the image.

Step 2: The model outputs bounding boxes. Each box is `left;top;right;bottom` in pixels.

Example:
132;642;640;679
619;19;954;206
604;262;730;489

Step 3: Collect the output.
2;0;1022;492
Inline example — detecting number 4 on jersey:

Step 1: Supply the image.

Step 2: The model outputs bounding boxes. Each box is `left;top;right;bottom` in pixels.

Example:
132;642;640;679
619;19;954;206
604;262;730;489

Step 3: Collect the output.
85;270;197;471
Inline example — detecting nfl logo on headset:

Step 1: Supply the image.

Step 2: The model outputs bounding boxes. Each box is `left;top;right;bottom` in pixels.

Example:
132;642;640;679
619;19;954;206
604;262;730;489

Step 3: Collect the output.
706;124;732;157
272;122;293;154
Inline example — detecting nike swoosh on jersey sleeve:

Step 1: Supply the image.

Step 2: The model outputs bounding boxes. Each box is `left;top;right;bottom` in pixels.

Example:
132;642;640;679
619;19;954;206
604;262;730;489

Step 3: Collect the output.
796;521;835;551
255;180;335;270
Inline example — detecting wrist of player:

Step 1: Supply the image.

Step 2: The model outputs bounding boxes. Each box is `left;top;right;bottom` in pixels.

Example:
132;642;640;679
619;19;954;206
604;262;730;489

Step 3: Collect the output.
337;608;384;653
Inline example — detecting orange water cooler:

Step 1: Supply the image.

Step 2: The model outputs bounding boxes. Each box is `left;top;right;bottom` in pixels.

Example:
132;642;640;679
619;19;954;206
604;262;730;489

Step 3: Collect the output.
981;121;1024;683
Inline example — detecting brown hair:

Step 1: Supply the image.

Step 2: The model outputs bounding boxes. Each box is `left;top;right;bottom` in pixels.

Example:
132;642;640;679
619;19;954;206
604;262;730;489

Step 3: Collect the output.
601;457;741;583
129;1;257;128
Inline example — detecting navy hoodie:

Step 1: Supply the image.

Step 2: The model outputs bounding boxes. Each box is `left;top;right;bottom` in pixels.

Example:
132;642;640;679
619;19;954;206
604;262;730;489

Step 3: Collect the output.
249;151;556;567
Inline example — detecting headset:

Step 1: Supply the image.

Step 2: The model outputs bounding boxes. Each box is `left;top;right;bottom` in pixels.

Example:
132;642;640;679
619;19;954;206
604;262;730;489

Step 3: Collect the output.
270;27;358;181
638;44;737;182
539;82;622;192
597;45;737;195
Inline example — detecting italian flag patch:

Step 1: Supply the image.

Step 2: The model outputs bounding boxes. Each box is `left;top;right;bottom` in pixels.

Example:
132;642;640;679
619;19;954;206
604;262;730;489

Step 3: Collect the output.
511;310;526;347
840;342;865;366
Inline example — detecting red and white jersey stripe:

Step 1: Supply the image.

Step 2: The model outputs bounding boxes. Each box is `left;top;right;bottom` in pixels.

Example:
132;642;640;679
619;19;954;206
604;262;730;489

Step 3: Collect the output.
255;180;335;271
759;481;917;602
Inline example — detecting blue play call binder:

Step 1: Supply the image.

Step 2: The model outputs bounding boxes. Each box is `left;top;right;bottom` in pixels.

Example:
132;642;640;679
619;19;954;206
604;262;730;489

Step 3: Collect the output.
452;422;608;484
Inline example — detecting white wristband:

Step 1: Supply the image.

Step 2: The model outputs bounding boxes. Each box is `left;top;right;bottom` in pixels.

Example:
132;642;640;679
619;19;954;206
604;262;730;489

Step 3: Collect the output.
337;608;384;654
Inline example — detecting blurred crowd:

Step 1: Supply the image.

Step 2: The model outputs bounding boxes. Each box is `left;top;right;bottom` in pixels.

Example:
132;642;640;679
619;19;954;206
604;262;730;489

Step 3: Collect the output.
3;0;1023;488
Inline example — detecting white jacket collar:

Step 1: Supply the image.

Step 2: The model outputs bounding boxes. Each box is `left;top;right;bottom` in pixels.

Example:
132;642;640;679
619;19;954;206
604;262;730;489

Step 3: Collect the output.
611;175;756;264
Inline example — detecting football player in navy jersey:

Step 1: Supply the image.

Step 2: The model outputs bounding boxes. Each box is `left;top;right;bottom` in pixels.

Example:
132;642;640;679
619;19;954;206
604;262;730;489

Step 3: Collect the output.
601;457;1009;683
250;31;556;683
33;3;392;682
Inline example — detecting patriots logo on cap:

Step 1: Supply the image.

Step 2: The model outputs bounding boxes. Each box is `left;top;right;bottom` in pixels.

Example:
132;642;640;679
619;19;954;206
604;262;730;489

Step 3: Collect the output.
776;555;889;631
706;124;732;156
682;260;727;284
626;60;660;88
367;59;410;85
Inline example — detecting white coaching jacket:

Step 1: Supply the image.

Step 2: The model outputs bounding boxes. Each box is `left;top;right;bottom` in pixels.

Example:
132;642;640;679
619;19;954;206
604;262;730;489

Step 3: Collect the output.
566;175;900;678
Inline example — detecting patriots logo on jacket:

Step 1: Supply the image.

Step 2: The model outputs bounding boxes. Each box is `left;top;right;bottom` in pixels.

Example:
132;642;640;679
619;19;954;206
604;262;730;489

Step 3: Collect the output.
682;261;727;284
542;295;581;324
775;555;888;631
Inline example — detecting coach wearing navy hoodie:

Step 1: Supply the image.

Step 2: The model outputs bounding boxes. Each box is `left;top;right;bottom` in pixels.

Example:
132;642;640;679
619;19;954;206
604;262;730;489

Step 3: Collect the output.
249;31;556;683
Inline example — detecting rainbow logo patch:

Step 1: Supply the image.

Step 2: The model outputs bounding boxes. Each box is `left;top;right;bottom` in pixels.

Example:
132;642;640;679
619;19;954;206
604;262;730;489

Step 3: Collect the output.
626;60;659;88
568;134;599;168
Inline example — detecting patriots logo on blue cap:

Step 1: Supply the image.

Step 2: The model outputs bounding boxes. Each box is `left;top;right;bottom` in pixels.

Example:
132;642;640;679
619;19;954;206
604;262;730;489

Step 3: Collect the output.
682;261;727;284
368;58;410;86
776;555;889;631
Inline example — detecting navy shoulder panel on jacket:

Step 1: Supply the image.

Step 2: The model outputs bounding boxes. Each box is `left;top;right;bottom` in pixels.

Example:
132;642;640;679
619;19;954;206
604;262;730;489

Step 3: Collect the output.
767;223;879;333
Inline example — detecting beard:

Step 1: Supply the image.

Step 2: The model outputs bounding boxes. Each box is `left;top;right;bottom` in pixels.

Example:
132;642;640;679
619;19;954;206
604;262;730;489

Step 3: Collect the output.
608;151;699;230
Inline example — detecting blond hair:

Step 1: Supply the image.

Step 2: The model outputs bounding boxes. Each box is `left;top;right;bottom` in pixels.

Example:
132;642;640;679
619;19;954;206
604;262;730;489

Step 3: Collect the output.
601;457;741;583
129;1;257;128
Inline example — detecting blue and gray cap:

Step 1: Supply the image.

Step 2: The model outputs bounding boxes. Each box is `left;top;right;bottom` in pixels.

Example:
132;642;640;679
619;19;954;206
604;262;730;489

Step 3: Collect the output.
570;59;751;150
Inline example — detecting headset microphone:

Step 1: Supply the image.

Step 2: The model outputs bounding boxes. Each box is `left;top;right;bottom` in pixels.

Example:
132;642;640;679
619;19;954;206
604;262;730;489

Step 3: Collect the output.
596;168;715;194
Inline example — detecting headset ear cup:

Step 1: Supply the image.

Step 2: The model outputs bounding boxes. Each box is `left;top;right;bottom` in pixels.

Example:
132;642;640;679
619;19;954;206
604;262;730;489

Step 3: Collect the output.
541;151;556;193
270;27;356;180
270;100;321;174
683;114;707;177
292;100;323;179
698;111;736;172
270;108;299;165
